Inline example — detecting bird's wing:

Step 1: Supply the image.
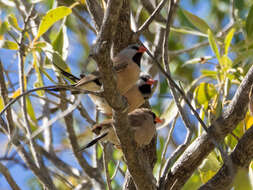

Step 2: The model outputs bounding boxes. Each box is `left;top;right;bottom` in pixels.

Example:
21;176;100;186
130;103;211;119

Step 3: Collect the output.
75;71;101;87
114;61;129;72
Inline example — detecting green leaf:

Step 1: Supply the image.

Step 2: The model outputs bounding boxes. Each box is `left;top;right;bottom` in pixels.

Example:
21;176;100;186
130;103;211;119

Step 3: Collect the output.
182;171;202;190
208;29;220;60
52;52;70;73
246;5;253;41
201;70;217;79
35;6;72;40
0;21;10;35
52;25;69;60
198;152;221;183
108;160;116;178
219;55;232;72
171;27;208;37
224;28;235;55
33;54;44;96
234;168;252;190
194;83;217;109
8;14;22;31
159;100;178;128
182;8;210;34
1;40;18;50
26;97;37;125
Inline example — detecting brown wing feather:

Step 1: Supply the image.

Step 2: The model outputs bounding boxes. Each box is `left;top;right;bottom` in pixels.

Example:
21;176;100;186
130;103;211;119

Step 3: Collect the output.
92;119;113;135
75;71;100;87
128;108;153;127
114;61;129;72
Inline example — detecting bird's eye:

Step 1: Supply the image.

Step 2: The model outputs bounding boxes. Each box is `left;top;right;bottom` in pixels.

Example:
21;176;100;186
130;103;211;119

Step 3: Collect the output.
130;45;139;50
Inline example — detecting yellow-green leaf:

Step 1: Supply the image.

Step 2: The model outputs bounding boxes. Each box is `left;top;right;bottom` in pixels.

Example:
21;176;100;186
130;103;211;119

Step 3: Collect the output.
0;97;4;112
0;21;10;35
182;9;210;34
220;55;232;71
208;29;220;60
234;168;252;190
35;6;72;40
224;28;235;55
1;40;18;50
8;14;22;31
198;152;221;183
194;83;217;109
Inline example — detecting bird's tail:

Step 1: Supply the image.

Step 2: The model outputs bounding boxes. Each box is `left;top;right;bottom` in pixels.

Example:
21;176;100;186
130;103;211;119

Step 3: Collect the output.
78;132;108;152
53;63;81;82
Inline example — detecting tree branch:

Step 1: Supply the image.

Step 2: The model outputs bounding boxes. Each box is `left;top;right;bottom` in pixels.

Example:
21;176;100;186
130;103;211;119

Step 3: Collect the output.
162;64;253;189
199;124;253;189
85;0;104;32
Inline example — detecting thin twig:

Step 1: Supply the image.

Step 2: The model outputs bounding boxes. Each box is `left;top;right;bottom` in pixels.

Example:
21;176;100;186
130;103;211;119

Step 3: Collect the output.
135;0;168;35
158;113;178;180
0;162;21;190
102;144;113;190
0;84;102;118
18;5;41;169
110;160;121;181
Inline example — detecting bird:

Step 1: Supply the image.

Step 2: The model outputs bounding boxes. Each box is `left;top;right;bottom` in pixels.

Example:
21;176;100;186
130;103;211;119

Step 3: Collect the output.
89;73;157;115
78;108;163;151
67;44;147;94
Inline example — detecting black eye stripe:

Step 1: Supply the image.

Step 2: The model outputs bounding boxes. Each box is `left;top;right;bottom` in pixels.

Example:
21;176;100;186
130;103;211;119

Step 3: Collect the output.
131;46;139;50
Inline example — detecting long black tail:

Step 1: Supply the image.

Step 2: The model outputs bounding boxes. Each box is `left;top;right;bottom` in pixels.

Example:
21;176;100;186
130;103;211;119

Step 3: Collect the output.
53;63;80;82
78;132;108;152
45;84;75;92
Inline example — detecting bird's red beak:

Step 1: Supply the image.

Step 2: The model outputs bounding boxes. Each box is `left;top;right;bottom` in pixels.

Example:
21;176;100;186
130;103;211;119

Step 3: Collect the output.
155;117;164;124
146;78;157;85
138;46;147;53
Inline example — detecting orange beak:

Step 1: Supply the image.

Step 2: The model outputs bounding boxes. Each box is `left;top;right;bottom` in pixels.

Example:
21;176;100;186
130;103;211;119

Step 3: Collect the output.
155;117;164;124
138;46;147;53
146;78;157;85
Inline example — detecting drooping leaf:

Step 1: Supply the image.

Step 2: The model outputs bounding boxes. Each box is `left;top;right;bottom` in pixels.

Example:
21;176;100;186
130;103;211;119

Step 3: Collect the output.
8;14;22;31
26;97;38;126
159;100;178;129
52;25;69;60
1;40;18;50
194;83;217;109
0;20;10;35
52;52;71;73
224;28;235;55
33;52;44;96
246;5;253;41
182;8;210;34
35;6;72;40
208;29;220;60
